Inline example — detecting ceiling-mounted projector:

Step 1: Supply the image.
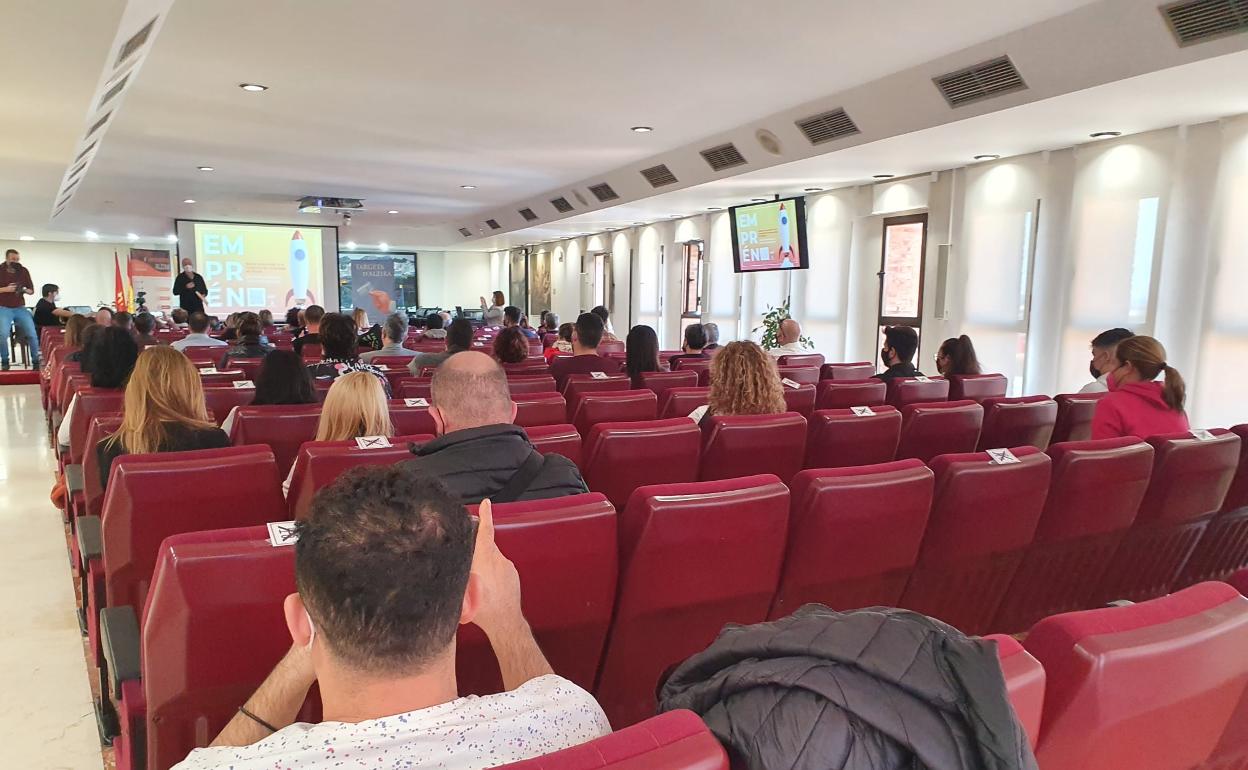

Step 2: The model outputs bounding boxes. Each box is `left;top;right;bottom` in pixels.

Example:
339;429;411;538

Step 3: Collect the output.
298;196;365;214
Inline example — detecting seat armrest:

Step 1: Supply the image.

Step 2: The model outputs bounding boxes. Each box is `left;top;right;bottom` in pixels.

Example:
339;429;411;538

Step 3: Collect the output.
64;464;84;494
77;515;103;568
100;605;142;697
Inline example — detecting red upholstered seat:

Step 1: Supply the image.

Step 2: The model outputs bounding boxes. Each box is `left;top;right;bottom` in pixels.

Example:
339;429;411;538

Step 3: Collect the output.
669;357;711;385
1024;582;1248;770
776;353;824;369
457;494;618;696
780;382;816;419
179;345;224;363
977;395;1057;452
991;438;1153;633
286;434;434;519
572;390;658;437
771;460;933;618
814;378;887;410
804;406;902;469
948;373;1008;403
387;401;437;435
886;376;949;408
895;400;984;463
80;413;123;519
1222;424;1248;514
595;475;790;727
639;370;698;403
597;340;625;355
699;412;808;484
299;343;323;360
563;375;633;417
228;404;323;477
657;386;709;419
1093;430;1240;604
526;423;584;469
202;385;256;427
397;377;433;400
199;370;246;387
514;392;568;428
67;388;125;465
1050;392;1107;445
985;634;1045;750
582;419;702;511
819;362;874;380
898;447;1051;634
496;710;727;770
507;374;558;394
1176;423;1248;587
776;366;819;385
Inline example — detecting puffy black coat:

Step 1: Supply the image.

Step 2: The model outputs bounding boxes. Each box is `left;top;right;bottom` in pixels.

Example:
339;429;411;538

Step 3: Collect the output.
659;604;1037;770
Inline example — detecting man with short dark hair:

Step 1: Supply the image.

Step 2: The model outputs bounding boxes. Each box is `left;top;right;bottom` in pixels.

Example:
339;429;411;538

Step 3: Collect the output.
0;248;39;370
503;305;538;339
112;310;134;332
171;312;228;351
402;352;588;503
548;312;620;390
33;283;73;333
361;313;417;363
292;305;325;355
668;323;709;367
423;312;447;340
875;325;922;381
133;312;161;345
409;317;473;375
172;467;608;770
1081;327;1135;393
170;307;189;327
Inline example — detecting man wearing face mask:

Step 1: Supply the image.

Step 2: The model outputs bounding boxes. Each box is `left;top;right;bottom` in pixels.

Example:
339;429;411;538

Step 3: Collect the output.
0;249;40;370
1079;328;1134;394
874;325;922;381
172;258;208;315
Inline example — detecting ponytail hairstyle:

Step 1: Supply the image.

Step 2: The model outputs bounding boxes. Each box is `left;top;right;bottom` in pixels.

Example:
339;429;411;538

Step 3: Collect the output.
1114;335;1186;413
938;335;982;376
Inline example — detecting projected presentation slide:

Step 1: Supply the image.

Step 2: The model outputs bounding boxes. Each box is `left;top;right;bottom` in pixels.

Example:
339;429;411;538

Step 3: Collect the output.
176;221;339;314
730;197;809;272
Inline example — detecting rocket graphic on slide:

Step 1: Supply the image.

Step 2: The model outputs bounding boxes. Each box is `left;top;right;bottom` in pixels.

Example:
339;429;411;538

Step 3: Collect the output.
777;203;796;267
285;230;314;305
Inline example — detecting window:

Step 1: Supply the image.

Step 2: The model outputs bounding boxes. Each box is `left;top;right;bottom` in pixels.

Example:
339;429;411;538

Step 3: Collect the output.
682;241;704;316
879;214;928;355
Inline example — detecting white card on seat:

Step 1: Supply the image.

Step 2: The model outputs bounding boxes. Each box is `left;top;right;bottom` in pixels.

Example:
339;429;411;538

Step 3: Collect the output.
590;371;609;379
986;448;1021;465
851;406;876;417
1191;428;1216;441
233;380;255;389
781;378;801;389
199;368;219;375
355;435;393;450
404;397;429;407
267;521;299;547
914;375;933;383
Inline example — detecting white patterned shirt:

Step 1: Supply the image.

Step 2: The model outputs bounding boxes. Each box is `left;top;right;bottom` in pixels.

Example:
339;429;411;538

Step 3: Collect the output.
172;675;609;770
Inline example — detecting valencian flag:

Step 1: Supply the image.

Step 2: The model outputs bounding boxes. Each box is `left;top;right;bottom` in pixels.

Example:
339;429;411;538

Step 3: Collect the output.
114;251;128;311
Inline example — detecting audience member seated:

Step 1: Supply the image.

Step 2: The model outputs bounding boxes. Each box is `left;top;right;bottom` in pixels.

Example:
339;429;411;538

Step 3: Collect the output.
504;305;538;339
132;312;161;346
422;311;448;341
360;313;418;364
543;322;574;363
306;312;392;396
283;371;395;494
33;282;73;331
703;322;721;350
170;307;189;328
220;350;317;434
353;307;383;351
171;468;609;770
935;335;981;376
875;325;923;381
218;312;240;342
58;326;139;447
668;324;709;368
219;312;274;370
171;312;228;351
768;318;810;358
1091;335;1190;440
543;311;560;335
65;320;103;366
94;306;114;326
284;307;303;335
59;314;95;361
1081;327;1135;394
96;346;229;490
409;317;473;375
549;313;620;390
493;326;529;364
258;308;275;333
625;324;662;389
400;351;588;504
112;310;134;333
689;340;785;424
292;305;325;355
591;305;619;343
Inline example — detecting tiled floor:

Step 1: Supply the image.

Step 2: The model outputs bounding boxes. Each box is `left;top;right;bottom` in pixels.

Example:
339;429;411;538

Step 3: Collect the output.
0;385;104;769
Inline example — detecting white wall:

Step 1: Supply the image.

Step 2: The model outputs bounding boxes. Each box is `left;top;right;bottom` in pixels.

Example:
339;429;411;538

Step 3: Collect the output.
0;239;142;309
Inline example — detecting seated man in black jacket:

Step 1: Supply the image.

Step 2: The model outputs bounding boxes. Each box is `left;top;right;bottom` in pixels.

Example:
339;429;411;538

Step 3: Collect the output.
875;324;923;381
401;351;588;504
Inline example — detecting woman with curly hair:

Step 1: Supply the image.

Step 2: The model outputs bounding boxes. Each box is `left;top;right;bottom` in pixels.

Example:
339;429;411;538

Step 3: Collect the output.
688;340;786;424
492;326;529;365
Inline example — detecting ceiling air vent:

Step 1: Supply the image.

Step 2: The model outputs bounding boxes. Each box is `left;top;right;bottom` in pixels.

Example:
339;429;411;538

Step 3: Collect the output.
458;227;473;238
74;142;97;165
116;16;158;67
588;182;619;202
1162;0;1248;45
640;164;678;188
86;112;112;138
98;73;130;109
933;55;1028;108
700;142;747;172
67;160;88;181
550;196;574;213
518;207;538;222
795;108;860;145
486;219;501;230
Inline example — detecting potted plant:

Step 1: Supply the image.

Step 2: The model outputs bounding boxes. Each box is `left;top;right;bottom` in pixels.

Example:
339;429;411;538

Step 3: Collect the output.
752;299;813;350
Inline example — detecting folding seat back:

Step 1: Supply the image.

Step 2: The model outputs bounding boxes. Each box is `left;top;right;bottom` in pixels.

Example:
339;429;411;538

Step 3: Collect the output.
201;385;255;427
457;494;618;695
977;395;1058;452
232;358;265;382
61;370;92;410
1024;583;1248;770
582;419;702;511
814;378;887;410
397;377;433;400
780;382;816;419
804;406;902;469
895;400;984;463
495;710;728;770
526;423;583;468
228;404;323;476
985;634;1046;750
669;357;711;385
369;355;417;367
513;392;567;427
777;353;825;369
299;343;323;360
991;438;1153;633
1221;424;1248;513
502;361;552;376
657;386;709;419
886;376;950;408
639;370;698;403
776;366;819;385
82;413;123;518
699;412;808;484
572;390;658;437
179;345;224;363
563;375;632;415
50;361;82;411
198;370;246;387
68;388;125;464
286;434;434;519
388;401;437;435
819;362;874;380
948;373;1008;403
898;447;1051;634
597;339;626;355
507;373;559;394
1050;392;1106;444
1174;424;1248;590
772;460;932;618
596;475;790;727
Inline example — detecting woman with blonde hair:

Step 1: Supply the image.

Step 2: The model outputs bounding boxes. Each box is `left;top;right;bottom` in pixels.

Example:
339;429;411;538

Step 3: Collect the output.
96;346;229;490
1092;335;1190;440
688;340;786;424
282;371;395;495
353;306;383;351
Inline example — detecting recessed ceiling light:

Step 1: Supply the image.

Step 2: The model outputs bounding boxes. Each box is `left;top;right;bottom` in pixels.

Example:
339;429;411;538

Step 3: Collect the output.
18;235;34;241
630;126;653;133
126;233;138;241
973;154;1000;161
379;242;389;251
166;234;178;242
873;174;895;179
460;185;476;190
386;210;398;215
804;187;822;192
85;231;99;240
345;241;357;249
183;198;196;204
197;166;214;172
238;83;268;92
1090;131;1121;139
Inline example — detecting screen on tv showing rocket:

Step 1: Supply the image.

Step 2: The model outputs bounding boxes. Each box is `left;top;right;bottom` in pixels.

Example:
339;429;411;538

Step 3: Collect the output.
730;197;810;273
